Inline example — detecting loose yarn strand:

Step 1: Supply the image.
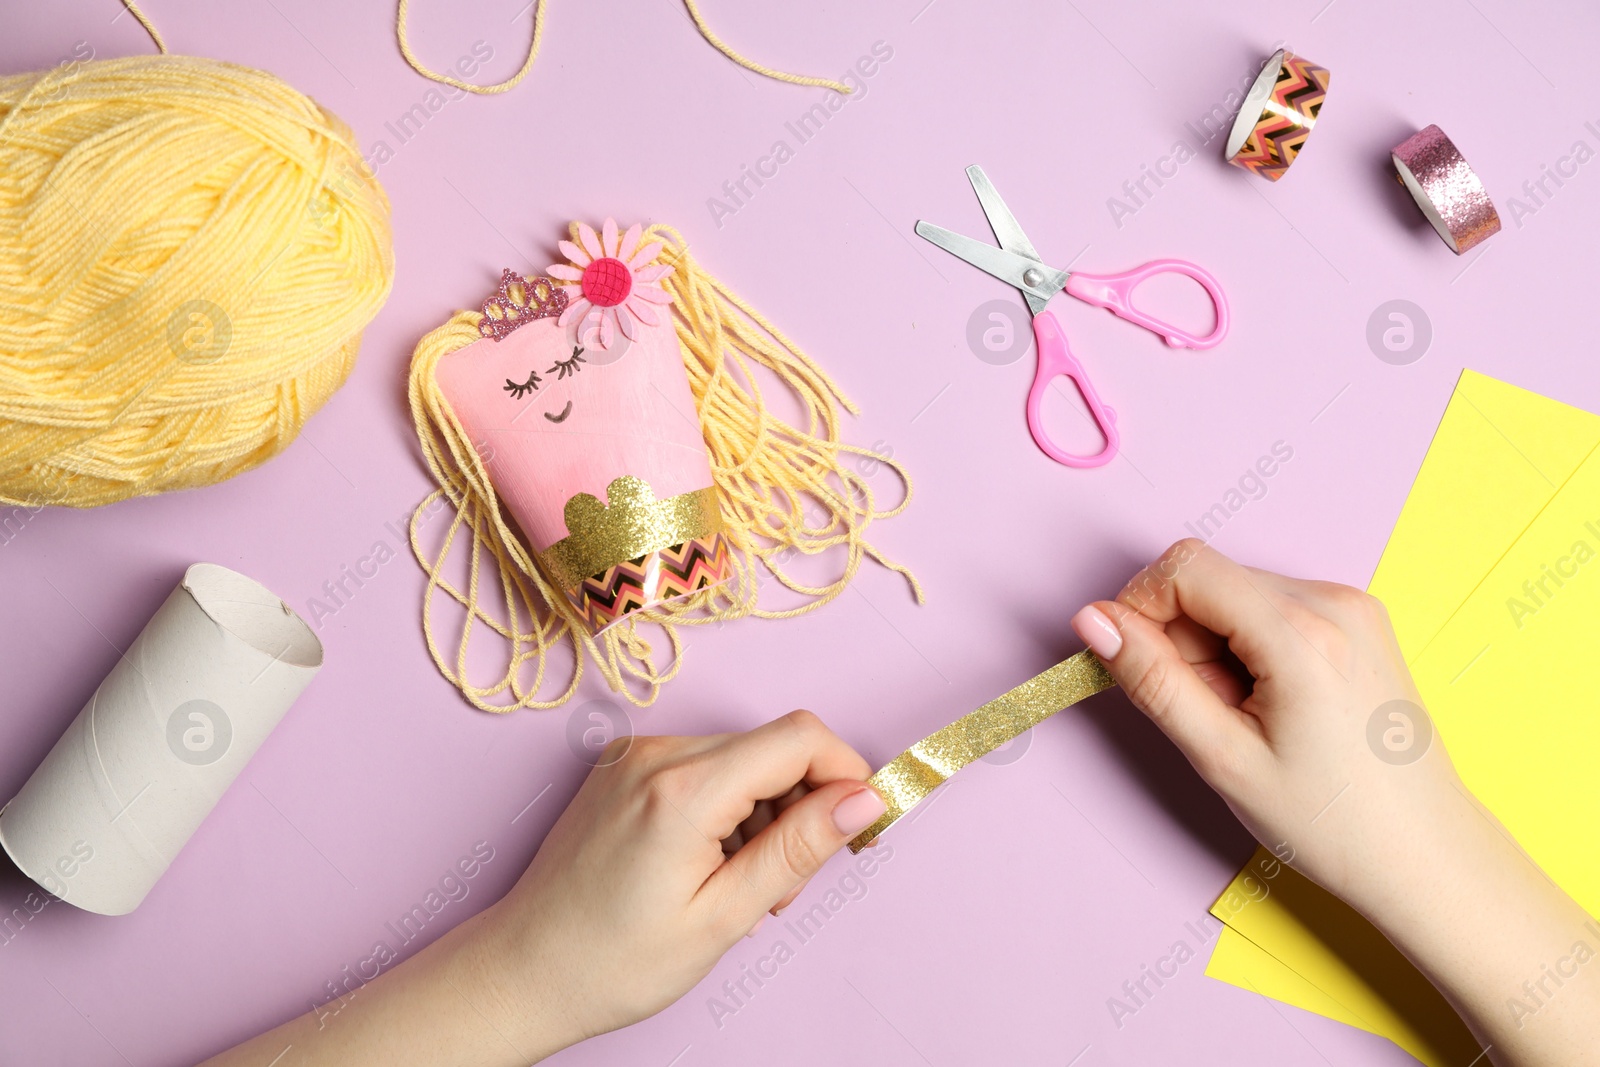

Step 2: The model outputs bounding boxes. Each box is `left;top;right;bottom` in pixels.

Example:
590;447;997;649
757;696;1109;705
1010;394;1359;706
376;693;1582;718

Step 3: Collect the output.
679;0;851;93
395;0;545;96
407;226;917;712
396;0;851;96
120;0;169;53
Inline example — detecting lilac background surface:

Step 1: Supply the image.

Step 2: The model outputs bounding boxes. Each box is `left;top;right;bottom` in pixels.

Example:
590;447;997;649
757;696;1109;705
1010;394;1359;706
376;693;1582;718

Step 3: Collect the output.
3;0;1599;1064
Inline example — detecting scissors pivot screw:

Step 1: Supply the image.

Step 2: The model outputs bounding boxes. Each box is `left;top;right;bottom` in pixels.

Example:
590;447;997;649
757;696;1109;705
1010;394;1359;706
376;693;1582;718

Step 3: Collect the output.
1022;267;1046;288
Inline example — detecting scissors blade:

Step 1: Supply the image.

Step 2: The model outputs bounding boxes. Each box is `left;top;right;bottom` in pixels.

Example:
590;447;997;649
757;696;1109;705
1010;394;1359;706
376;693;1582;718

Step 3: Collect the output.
915;222;1065;313
965;165;1044;265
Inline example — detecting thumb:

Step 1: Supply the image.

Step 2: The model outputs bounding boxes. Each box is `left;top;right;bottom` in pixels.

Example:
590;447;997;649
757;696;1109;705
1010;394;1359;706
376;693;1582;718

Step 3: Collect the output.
699;779;885;936
1072;601;1255;778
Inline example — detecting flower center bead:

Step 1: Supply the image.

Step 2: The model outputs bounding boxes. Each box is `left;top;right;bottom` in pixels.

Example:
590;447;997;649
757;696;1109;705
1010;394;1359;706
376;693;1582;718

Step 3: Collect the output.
580;257;633;307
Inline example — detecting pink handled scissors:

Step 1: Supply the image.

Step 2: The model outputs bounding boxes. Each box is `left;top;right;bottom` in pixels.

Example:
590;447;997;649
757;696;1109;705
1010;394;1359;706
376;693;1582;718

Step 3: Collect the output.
918;165;1229;468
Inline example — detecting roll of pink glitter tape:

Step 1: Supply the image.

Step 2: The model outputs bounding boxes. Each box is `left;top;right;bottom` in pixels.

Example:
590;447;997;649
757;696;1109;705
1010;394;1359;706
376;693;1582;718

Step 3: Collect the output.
1391;125;1501;255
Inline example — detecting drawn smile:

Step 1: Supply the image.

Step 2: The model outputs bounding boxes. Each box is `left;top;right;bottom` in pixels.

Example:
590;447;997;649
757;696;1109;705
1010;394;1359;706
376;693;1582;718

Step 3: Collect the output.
544;400;573;424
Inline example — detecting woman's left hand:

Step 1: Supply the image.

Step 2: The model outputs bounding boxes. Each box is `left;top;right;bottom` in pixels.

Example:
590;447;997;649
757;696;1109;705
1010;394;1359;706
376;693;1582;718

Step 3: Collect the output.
470;710;887;1055
201;710;884;1067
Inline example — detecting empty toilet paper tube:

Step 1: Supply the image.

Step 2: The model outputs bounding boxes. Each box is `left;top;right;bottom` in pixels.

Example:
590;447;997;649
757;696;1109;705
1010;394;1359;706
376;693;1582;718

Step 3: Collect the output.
0;563;322;915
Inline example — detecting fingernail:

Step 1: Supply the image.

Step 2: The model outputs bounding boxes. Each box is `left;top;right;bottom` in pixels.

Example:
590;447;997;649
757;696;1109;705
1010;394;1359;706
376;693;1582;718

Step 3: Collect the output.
832;786;887;836
746;915;766;939
1072;605;1123;660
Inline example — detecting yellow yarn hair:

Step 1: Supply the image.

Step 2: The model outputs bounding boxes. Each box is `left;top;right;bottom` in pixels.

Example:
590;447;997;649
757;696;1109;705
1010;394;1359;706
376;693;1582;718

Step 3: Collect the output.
0;55;393;508
409;225;921;712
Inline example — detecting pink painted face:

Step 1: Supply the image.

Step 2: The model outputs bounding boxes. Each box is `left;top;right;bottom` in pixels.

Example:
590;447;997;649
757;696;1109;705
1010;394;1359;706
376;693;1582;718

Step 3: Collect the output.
435;295;712;555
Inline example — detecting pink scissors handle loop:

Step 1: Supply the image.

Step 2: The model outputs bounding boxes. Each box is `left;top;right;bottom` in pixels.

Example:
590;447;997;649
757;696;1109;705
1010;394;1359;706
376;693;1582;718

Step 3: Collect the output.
1025;313;1119;468
1064;259;1230;350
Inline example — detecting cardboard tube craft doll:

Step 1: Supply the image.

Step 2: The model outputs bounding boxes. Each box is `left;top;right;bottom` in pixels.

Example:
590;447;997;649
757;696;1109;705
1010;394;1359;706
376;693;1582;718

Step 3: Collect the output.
409;220;921;711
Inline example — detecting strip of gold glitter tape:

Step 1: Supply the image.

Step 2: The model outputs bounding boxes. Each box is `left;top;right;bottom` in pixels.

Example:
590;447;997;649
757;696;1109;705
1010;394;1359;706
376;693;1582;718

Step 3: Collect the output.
537;480;723;590
848;650;1116;853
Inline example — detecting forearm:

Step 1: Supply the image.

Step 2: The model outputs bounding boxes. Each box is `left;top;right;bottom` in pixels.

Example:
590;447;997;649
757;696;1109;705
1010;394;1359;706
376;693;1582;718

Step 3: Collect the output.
1351;788;1600;1066
199;906;572;1067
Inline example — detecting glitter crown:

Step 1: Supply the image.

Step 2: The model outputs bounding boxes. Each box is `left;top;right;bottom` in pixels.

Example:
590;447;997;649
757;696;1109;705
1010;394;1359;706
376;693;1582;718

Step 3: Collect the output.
478;269;569;342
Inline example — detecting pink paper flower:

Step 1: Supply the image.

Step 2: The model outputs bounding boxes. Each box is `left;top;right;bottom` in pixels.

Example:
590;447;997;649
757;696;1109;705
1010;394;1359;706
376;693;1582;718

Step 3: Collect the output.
548;219;674;349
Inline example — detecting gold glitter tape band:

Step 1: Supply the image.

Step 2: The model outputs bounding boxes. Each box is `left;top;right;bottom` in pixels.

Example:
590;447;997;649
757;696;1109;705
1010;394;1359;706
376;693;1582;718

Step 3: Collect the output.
848;650;1116;853
537;478;723;589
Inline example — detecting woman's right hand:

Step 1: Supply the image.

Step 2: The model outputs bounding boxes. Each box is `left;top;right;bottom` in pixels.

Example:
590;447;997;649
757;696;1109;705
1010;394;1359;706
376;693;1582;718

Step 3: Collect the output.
1069;538;1462;910
1070;540;1600;1067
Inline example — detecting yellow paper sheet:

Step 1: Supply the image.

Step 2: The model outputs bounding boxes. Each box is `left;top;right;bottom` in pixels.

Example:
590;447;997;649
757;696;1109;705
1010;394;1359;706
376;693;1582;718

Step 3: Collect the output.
1204;370;1600;1064
1207;926;1372;1031
1370;369;1600;653
1206;849;1483;1066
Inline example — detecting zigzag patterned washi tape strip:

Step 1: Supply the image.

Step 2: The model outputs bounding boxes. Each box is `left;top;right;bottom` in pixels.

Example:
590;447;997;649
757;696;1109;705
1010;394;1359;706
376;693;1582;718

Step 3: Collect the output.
1230;53;1331;181
565;532;732;633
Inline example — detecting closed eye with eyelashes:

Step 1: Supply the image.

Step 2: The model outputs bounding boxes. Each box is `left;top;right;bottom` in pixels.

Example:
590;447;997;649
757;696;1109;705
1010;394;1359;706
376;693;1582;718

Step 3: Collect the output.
548;346;586;379
503;370;541;399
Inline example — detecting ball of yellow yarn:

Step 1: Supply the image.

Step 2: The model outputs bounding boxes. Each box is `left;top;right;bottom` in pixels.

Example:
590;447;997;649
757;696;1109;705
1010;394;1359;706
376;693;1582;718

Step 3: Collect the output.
0;55;393;508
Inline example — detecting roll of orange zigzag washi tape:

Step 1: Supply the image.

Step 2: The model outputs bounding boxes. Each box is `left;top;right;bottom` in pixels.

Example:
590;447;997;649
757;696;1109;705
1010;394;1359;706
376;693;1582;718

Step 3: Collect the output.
1225;48;1332;180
